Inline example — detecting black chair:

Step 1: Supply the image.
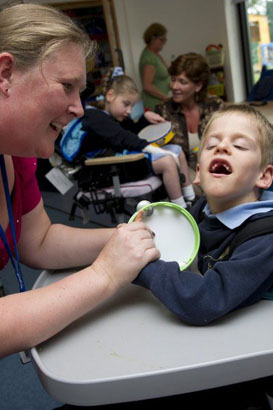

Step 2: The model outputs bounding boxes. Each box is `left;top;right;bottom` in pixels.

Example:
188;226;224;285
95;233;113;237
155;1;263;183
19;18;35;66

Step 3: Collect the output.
69;153;167;224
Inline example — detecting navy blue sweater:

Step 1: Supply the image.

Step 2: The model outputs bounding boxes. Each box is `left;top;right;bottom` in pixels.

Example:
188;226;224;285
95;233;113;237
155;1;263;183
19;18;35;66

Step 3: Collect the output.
80;108;149;155
134;199;273;325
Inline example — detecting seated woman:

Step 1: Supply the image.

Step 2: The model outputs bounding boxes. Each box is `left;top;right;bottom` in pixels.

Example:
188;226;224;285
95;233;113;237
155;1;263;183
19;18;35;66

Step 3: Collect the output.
76;68;195;208
155;53;223;186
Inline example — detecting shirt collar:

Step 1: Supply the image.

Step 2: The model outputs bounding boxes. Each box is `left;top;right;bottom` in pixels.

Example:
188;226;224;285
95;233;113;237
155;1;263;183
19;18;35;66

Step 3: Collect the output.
169;100;205;116
203;190;273;229
85;105;110;116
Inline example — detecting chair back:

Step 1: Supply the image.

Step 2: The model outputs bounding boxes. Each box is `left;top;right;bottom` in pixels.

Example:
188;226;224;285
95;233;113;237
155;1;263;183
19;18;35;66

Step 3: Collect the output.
248;65;273;101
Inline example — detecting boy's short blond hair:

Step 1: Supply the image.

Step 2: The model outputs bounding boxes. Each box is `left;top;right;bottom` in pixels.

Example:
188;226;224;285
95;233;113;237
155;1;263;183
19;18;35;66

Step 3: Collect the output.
199;103;273;169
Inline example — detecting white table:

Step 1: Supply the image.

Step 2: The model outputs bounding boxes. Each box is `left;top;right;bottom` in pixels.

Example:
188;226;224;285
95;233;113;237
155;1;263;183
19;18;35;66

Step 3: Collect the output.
30;269;273;407
247;101;273;123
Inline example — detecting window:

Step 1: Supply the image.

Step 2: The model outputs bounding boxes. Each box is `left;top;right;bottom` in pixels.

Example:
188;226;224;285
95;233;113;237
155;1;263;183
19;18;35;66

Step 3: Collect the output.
240;0;273;92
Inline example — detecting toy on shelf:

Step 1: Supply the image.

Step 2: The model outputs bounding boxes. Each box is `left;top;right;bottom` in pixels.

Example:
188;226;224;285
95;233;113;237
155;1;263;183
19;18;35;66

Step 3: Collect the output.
206;44;225;99
205;44;224;68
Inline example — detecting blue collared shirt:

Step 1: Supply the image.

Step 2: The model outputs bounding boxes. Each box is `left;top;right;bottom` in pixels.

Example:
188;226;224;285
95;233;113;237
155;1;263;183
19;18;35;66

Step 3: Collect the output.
203;190;273;229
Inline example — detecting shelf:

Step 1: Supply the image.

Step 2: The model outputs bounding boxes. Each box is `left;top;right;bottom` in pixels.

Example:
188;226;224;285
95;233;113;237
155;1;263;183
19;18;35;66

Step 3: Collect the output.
53;0;122;72
209;64;224;70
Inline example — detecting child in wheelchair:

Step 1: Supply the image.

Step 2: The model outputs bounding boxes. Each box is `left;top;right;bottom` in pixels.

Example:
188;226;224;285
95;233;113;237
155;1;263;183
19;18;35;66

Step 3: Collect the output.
67;68;195;208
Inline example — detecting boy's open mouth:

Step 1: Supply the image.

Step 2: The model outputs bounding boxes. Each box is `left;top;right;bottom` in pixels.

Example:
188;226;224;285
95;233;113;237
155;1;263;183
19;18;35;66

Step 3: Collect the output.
209;159;232;175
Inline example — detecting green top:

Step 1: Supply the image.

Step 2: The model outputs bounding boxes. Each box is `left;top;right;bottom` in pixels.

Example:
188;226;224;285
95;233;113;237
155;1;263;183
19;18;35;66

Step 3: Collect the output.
139;48;170;111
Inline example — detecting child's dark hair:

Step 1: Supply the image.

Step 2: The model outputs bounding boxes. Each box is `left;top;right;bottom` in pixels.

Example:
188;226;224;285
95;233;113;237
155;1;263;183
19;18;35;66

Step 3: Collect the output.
97;68;139;109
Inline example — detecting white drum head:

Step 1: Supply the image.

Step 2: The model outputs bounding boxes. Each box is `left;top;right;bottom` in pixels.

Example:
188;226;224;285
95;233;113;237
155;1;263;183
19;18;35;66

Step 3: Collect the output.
129;202;200;270
138;122;174;146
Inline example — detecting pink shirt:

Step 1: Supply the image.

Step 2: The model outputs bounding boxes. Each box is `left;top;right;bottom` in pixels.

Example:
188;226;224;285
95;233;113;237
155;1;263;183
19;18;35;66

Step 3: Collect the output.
0;157;41;270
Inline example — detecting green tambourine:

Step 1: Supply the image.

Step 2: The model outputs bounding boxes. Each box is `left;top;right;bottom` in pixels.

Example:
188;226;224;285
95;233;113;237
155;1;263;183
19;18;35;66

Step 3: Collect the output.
129;201;200;271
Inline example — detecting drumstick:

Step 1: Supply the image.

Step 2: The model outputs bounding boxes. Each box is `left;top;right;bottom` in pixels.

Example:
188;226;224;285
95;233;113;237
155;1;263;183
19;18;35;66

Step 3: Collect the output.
135;210;144;222
136;200;154;217
135;210;155;237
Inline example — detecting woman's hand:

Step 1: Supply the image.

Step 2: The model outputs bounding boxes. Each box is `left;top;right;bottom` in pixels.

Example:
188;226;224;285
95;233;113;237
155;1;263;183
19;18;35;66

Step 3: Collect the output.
91;222;160;290
144;110;166;124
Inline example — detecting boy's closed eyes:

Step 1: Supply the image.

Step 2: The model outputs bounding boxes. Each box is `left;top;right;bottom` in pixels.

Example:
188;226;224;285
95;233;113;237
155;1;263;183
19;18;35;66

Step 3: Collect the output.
204;134;257;152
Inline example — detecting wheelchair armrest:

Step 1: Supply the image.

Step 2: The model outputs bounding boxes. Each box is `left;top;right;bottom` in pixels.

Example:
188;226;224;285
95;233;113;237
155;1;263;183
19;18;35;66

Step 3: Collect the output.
84;153;145;166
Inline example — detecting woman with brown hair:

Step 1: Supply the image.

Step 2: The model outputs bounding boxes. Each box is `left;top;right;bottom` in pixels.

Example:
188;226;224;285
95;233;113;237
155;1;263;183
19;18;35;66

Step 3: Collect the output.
155;53;223;176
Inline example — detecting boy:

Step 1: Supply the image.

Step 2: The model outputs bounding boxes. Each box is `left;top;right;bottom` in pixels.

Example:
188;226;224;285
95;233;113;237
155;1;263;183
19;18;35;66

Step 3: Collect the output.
134;104;273;325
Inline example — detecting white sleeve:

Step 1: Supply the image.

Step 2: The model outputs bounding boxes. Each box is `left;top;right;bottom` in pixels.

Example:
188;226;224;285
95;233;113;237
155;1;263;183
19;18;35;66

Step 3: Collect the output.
143;145;173;156
143;145;179;166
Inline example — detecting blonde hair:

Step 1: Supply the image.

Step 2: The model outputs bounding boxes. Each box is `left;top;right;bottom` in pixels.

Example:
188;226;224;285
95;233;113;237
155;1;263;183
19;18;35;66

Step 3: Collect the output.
0;2;94;70
97;68;139;109
199;103;273;169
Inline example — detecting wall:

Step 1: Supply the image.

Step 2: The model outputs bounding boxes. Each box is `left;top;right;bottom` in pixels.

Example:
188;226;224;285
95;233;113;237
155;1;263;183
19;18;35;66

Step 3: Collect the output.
113;0;246;102
0;0;246;101
224;0;246;102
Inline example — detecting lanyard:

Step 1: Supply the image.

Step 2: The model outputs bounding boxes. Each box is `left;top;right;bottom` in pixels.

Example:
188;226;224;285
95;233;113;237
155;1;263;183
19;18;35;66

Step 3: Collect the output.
0;155;25;292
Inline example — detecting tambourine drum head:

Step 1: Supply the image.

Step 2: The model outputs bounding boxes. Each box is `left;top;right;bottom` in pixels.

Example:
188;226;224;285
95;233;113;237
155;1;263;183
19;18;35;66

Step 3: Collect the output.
138;122;174;146
129;202;200;270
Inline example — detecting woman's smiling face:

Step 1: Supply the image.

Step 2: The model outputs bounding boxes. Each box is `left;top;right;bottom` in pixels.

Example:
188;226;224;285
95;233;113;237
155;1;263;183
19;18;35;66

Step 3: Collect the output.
170;72;202;105
3;43;86;158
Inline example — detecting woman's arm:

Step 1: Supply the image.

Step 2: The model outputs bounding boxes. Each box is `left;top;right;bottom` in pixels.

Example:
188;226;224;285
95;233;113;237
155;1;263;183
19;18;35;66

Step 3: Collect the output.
144;111;166;124
18;199;113;269
142;65;169;101
122;112;166;137
1;207;159;357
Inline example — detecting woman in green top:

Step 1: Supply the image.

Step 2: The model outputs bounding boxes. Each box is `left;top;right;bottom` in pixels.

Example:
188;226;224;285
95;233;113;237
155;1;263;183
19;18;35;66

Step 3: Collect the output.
139;23;170;111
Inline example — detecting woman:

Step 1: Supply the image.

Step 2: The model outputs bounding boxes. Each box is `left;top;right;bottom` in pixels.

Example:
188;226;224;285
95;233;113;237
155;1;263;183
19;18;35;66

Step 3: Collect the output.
0;3;159;358
76;68;195;208
155;53;223;176
139;23;170;111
